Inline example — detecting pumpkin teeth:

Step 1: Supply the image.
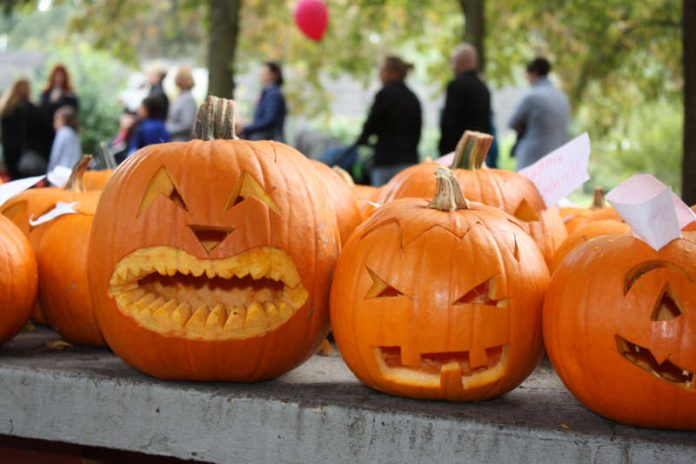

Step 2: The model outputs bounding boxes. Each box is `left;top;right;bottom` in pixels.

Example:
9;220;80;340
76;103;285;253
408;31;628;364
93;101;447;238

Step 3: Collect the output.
615;335;694;390
108;246;308;340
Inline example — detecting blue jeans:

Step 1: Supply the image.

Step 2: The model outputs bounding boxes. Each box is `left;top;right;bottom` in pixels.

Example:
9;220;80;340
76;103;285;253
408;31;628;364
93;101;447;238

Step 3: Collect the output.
371;163;412;186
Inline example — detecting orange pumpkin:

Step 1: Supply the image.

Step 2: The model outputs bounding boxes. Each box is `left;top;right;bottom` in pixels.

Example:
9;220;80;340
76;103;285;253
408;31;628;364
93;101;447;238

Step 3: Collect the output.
331;167;549;401
36;194;105;346
544;234;696;429
684;205;696;232
560;187;609;233
83;169;113;191
0;216;38;344
378;132;546;218
550;220;631;273
88;97;339;381
310;160;361;247
524;207;567;266
0;156;96;323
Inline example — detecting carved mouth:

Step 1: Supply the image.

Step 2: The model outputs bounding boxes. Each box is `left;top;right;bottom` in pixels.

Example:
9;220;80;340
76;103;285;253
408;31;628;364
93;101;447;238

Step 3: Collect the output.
108;246;308;340
616;335;694;390
374;345;508;388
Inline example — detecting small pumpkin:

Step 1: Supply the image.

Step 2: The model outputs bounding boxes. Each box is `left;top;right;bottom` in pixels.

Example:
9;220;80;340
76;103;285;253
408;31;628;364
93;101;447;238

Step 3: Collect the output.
550;219;631;273
544;234;696;429
377;132;546;219
560;187;609;233
331;167;549;401
310;160;362;247
0;216;38;345
36;194;105;346
83;169;113;191
88;97;339;381
0;156;98;323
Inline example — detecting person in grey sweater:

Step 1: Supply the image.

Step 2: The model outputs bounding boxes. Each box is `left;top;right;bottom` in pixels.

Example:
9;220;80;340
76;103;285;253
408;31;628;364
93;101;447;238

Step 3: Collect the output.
508;57;571;170
166;67;197;142
47;105;81;175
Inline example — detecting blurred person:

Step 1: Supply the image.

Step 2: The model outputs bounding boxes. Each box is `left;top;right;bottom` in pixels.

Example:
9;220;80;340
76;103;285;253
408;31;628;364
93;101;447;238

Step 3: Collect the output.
166;67;197;142
128;96;171;155
508;57;571;170
40;64;79;146
239;61;287;142
0;79;49;179
146;63;170;119
355;55;422;186
47;106;81;174
111;109;137;163
438;43;493;161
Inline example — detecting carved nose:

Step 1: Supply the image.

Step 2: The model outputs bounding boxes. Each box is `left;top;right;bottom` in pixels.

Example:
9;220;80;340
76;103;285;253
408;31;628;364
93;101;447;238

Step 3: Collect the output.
189;225;233;253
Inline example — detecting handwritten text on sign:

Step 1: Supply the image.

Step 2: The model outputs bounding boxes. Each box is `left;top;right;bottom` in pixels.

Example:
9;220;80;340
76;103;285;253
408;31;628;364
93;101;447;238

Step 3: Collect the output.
519;133;591;207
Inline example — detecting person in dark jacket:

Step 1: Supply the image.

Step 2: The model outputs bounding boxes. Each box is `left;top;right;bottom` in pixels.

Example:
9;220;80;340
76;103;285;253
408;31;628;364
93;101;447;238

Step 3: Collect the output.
240;62;287;142
438;43;492;158
1;79;49;179
146;63;170;120
40;64;79;147
355;55;422;186
128;96;171;156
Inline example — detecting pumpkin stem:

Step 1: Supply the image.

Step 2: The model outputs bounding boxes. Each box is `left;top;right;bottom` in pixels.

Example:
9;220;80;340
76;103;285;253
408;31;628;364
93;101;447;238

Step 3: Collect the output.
193;96;239;141
591;186;606;209
65;154;92;192
332;166;355;186
428;166;470;211
450;131;494;171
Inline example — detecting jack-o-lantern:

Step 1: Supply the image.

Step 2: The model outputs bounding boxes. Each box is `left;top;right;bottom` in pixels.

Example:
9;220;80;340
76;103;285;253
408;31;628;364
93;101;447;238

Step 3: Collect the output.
544;234;696;429
0;215;38;345
377;132;546;218
83;169;113;191
331;167;549;401
88;97;339;381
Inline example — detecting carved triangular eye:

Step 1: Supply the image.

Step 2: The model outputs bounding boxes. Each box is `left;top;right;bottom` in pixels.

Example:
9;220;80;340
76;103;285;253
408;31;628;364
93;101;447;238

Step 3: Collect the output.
226;171;280;213
138;167;189;217
514;199;540;222
454;276;507;307
651;285;683;321
365;268;404;299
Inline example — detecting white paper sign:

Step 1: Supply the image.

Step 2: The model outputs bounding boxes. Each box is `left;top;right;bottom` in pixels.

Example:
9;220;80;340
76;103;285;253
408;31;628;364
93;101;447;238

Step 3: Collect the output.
0;175;46;208
47;166;73;188
519;132;591;207
29;201;79;227
606;174;692;250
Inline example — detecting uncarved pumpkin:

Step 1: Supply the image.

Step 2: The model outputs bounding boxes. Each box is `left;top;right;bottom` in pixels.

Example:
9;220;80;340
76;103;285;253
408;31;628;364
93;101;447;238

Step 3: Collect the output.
0;216;38;344
544;234;696;429
37;194;105;346
88;97;339;381
310;160;362;247
524;207;567;266
684;205;696;232
331;167;549;401
550;219;631;273
560;187;608;233
83;169;113;191
378;132;546;218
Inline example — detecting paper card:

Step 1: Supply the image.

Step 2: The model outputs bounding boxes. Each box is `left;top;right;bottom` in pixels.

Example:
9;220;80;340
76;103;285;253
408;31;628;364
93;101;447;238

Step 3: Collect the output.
0;175;46;208
606;174;691;250
47;166;73;187
519;132;591;207
28;201;79;227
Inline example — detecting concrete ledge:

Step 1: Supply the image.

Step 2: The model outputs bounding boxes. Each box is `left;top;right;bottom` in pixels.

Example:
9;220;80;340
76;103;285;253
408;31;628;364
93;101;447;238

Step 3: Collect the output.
0;328;694;463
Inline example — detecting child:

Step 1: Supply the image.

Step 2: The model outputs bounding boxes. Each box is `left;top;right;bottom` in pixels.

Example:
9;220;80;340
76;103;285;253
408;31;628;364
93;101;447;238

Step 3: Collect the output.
47;105;81;175
128;95;171;156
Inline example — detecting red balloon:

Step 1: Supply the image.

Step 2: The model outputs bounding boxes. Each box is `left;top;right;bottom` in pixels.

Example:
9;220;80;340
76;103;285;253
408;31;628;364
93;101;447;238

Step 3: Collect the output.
294;0;329;42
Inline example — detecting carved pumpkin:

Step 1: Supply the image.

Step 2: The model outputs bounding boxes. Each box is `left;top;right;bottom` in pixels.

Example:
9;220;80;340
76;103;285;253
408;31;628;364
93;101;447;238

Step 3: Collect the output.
550;219;630;273
88;97;339;381
310;160;361;247
36;194;105;346
331;167;549;401
0;157;96;323
0;215;38;345
377;132;546;218
524;207;567;266
544;234;696;429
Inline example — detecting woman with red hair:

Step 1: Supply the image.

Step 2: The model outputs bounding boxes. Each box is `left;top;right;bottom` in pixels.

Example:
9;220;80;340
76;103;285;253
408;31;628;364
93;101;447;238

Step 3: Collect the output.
40;64;79;146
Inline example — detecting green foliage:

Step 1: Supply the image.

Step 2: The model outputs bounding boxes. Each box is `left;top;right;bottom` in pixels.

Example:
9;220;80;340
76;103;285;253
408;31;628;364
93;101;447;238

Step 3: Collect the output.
33;44;126;154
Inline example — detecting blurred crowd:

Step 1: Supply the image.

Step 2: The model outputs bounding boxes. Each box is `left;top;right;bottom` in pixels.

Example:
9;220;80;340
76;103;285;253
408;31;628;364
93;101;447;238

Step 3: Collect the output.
0;42;571;186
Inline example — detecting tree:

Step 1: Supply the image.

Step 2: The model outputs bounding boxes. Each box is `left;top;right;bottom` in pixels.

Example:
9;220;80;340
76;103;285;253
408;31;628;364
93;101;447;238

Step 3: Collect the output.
459;0;484;70
207;0;241;98
683;0;696;203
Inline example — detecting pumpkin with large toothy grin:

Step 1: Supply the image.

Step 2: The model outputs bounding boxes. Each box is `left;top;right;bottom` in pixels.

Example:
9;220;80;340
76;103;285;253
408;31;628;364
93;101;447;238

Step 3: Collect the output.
88;97;339;381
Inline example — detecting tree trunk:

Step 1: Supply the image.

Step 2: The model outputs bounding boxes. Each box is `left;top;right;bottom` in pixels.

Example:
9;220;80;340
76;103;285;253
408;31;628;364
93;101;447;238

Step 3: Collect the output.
459;0;485;71
683;0;696;203
207;0;242;99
